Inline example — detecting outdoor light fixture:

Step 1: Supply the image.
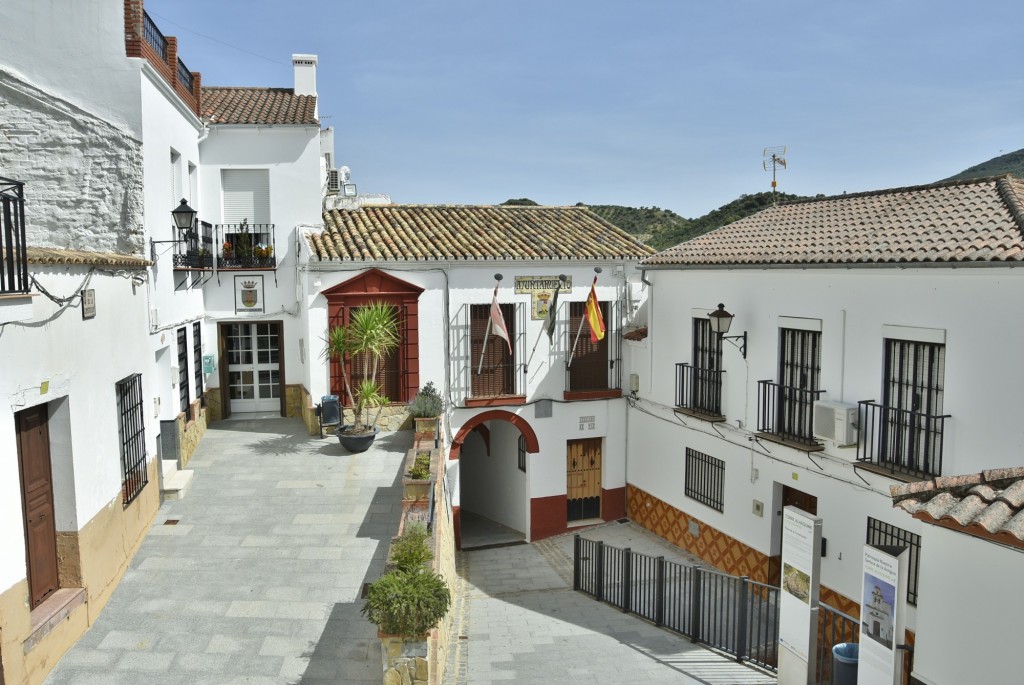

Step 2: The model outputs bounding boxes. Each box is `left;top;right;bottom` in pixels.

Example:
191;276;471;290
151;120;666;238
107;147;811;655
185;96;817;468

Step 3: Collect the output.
151;198;199;260
709;303;747;359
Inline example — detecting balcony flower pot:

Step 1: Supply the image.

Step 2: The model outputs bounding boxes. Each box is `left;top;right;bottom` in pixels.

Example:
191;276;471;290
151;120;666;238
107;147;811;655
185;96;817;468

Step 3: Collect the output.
402;448;433;501
336;425;379;453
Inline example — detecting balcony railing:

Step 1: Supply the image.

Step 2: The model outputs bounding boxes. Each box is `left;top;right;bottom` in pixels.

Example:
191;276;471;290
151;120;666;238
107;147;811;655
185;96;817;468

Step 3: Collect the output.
675;363;724;418
142;11;168;60
0;177;29;294
217;223;276;269
177;57;193;91
757;380;825;447
173;221;214;269
565;300;622;393
857;400;950;478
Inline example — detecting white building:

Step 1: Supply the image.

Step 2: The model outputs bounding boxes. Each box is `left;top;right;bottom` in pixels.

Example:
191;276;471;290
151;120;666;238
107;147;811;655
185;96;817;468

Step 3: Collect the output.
891;467;1024;685
630;176;1024;660
299;205;653;543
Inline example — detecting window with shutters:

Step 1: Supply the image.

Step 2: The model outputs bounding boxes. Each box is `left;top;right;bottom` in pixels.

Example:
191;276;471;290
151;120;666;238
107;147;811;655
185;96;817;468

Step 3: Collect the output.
757;328;824;446
177;327;190;415
219;169;275;269
193;322;205;409
858;339;949;478
470;302;517;398
170;149;182;209
565;300;622;398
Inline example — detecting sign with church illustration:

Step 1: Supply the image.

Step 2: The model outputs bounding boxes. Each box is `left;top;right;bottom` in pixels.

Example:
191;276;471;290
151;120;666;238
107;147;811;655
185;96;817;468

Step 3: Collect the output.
514;275;572;320
234;275;265;313
859;544;909;685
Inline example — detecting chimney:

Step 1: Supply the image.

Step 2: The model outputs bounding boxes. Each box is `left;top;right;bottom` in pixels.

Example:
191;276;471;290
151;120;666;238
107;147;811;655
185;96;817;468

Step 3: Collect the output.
293;54;318;96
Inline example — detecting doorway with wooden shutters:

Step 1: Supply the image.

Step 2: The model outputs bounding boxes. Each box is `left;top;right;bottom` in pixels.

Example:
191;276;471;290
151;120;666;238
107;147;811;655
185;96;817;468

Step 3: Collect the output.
567;438;602;521
16;404;59;609
768;484;818;586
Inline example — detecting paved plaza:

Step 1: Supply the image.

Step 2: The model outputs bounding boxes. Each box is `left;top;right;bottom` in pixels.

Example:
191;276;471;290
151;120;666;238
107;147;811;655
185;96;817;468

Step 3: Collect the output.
45;417;775;685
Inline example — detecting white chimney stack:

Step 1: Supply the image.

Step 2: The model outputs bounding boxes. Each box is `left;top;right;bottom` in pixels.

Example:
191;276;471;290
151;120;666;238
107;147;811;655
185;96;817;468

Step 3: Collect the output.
292;54;318;97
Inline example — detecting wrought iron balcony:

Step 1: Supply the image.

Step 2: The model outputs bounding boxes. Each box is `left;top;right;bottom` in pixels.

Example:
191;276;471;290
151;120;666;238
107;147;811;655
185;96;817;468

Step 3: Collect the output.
0;177;29;294
172;221;214;270
757;380;825;447
217;223;276;270
857;400;950;478
675;363;724;419
143;11;167;60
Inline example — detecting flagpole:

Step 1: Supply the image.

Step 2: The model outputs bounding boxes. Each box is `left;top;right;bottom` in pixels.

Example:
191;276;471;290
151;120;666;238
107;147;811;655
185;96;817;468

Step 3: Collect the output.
568;268;601;368
477;276;501;375
526;274;566;373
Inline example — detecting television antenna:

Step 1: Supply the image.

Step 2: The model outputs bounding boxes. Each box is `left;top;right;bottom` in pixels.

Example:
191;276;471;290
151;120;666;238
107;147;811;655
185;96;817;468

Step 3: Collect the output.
763;146;787;204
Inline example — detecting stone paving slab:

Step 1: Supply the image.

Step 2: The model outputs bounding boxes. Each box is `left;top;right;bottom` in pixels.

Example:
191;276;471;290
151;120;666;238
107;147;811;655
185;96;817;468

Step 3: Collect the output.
444;522;777;685
44;417;410;685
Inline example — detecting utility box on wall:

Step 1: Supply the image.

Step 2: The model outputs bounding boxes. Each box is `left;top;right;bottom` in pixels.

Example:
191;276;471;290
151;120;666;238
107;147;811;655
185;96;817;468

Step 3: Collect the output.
812;401;858;446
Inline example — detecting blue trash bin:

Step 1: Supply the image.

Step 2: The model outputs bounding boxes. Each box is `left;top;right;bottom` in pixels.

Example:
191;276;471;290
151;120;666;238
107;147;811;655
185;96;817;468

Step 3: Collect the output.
831;642;859;685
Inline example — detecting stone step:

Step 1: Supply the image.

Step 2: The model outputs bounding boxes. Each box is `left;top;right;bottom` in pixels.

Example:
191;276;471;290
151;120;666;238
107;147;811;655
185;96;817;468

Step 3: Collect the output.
161;465;194;500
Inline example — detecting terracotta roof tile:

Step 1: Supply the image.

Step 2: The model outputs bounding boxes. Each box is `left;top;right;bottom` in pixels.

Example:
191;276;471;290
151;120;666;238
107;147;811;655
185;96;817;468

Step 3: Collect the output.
25;247;150;268
201;87;317;125
309;205;655;262
623;326;649;341
891;467;1024;549
646;176;1024;267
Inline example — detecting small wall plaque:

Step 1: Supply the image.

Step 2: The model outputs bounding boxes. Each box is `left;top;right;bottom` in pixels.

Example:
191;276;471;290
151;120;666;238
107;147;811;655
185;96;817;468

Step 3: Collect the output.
82;289;96;319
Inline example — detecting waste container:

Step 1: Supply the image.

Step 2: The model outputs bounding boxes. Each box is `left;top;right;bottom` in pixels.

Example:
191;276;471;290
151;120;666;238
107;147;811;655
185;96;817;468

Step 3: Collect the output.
831;642;859;685
318;395;340;437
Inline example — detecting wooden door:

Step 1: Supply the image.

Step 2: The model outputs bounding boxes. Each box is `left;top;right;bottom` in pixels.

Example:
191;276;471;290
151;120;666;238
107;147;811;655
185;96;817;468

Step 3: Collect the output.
16;405;59;609
567;438;602;521
568;302;609;391
770;485;819;586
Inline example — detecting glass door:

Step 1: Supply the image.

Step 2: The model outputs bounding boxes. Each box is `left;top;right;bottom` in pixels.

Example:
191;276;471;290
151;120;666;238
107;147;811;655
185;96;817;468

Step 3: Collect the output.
226;323;281;413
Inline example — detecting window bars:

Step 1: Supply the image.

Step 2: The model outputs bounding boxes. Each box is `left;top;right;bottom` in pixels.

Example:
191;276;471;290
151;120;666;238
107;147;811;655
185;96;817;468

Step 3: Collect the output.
116;374;148;506
0;177;29;294
193;322;205;409
177;327;190;415
684;447;725;512
757;328;824;445
866;517;921;605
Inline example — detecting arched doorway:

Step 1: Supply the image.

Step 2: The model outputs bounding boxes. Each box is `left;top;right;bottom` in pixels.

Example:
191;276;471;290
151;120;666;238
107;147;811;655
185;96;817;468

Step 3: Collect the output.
449;410;538;549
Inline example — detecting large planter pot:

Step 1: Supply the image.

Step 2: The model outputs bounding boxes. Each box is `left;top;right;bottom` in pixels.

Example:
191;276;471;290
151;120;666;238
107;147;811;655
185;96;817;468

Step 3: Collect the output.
336;425;379;453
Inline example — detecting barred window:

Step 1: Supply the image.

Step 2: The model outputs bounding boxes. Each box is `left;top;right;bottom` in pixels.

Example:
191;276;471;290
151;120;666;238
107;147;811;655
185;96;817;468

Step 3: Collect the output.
684;447;725;512
116;374;148;506
177;327;190;415
193;322;205;409
518;434;526;472
866;517;921;605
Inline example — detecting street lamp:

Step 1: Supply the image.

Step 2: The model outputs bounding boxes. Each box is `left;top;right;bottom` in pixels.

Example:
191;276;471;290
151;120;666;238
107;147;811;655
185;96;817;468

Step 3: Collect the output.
709;303;747;358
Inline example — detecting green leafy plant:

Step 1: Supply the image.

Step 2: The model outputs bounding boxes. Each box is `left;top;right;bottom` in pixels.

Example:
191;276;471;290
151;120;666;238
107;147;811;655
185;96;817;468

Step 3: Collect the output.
323;302;400;434
408;381;443;418
361;568;450;637
408;452;431;480
389;523;432;572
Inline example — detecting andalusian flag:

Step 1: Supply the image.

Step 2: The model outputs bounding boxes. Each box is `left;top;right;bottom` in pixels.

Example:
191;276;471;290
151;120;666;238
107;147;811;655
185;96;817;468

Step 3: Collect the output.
585;275;605;343
544;285;561;342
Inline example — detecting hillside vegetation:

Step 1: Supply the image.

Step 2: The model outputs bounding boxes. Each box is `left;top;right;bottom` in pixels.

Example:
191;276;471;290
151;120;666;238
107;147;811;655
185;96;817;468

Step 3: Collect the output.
944;148;1024;182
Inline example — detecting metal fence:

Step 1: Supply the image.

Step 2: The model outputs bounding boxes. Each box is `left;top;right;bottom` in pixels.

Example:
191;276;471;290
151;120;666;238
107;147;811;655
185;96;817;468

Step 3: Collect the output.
858;400;949;478
675;363;725;417
757;380;825;446
816;602;858;685
573;536;779;672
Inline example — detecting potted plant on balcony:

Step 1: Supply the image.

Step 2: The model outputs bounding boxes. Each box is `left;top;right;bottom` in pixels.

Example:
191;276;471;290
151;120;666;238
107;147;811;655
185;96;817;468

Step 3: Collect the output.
324;301;400;452
221;241;234;261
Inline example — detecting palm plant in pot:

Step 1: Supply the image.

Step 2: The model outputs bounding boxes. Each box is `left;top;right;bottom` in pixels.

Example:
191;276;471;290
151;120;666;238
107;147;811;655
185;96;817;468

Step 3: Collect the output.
324;301;400;452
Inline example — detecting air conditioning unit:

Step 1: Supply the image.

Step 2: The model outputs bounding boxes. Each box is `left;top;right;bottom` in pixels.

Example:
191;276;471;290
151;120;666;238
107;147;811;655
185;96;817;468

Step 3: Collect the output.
812;400;858;446
326;169;341;194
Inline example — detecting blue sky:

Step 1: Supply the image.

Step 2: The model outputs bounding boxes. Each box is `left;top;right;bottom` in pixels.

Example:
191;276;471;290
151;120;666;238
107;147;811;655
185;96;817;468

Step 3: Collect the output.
147;0;1024;217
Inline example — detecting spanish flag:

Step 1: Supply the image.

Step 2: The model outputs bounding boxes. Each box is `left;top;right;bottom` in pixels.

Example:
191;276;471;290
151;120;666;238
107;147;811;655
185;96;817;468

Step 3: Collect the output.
585;275;605;343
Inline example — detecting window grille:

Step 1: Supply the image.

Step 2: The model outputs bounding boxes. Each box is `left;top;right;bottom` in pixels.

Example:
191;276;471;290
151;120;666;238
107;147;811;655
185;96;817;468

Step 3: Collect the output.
757;328;823;443
518;434;526;472
116;374;148;506
470;302;516;397
566;300;621;392
684;448;725;512
177;327;190;415
193;322;205;409
678;318;723;416
866;517;921;605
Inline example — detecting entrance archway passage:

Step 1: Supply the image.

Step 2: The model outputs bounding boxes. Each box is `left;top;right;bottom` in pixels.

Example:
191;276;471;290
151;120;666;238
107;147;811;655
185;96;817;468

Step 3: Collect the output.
450;410;539;549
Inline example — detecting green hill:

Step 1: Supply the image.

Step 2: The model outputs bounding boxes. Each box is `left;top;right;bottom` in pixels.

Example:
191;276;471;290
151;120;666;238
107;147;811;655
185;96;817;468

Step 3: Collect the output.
503;193;804;251
945;148;1024;182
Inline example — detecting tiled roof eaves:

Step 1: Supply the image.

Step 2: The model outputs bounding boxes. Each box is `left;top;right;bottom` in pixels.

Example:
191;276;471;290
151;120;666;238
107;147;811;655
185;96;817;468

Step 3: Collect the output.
25;247;151;268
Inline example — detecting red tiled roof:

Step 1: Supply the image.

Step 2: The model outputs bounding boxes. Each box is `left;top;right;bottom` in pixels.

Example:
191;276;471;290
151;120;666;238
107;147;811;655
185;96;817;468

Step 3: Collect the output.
891;468;1024;550
308;205;655;262
201;87;317;125
645;176;1024;267
23;247;151;268
623;326;648;341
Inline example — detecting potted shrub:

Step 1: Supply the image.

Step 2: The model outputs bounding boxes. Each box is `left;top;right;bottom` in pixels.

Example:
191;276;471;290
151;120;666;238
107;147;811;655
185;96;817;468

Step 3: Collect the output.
402;448;433;501
221;241;234;260
409;381;443;441
324;301;400;452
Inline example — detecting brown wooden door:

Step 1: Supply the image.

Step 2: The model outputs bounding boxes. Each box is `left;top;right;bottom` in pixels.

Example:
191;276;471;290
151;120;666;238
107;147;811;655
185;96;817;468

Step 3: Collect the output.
16;405;59;609
568;302;609;391
567;438;602;521
770;485;819;586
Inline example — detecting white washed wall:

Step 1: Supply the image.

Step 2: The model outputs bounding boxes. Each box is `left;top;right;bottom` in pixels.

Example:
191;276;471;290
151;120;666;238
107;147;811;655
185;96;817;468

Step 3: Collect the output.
0;0;141;134
910;526;1023;685
0;268;152;594
0;72;144;253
